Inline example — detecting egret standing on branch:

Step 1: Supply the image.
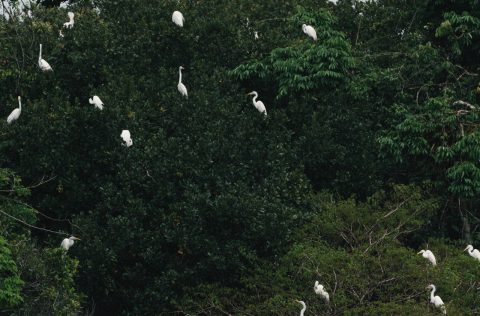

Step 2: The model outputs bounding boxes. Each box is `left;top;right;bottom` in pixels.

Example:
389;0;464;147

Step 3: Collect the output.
89;95;104;110
38;44;53;72
7;96;22;124
63;12;74;29
417;249;437;266
426;284;447;314
61;236;80;251
177;66;188;98
464;245;480;261
247;91;267;116
120;130;133;147
302;24;317;41
314;281;330;302
172;11;184;27
295;300;306;316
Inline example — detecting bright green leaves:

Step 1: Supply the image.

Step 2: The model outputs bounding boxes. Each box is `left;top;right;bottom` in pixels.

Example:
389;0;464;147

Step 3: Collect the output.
0;236;24;309
436;11;480;56
231;7;354;98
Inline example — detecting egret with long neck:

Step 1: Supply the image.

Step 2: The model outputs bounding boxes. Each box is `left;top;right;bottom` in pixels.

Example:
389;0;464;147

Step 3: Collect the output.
247;91;267;116
38;44;53;72
426;284;446;314
464;245;480;261
7;96;22;124
177;66;188;98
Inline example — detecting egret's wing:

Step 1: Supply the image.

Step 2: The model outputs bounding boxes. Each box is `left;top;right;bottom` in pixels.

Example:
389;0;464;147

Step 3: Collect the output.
121;130;131;140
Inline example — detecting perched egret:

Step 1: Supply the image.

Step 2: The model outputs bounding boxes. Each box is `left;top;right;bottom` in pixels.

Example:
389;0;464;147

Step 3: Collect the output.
426;284;446;314
61;236;80;251
417;249;437;266
120;130;133;147
295;300;306;316
254;31;259;39
247;91;267;116
327;0;338;4
38;44;53;72
464;245;480;261
7;96;22;124
59;29;65;38
177;66;188;98
63;12;74;29
172;11;184;27
302;24;317;41
314;281;330;302
89;95;104;110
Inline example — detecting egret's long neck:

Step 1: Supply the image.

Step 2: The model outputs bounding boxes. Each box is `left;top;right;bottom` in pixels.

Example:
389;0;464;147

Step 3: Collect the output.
252;93;258;104
39;44;42;60
430;287;436;301
300;306;306;316
178;68;182;84
18;100;21;111
469;248;474;256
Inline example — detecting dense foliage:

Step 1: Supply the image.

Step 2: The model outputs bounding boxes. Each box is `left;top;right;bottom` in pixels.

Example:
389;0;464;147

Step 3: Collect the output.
1;0;480;314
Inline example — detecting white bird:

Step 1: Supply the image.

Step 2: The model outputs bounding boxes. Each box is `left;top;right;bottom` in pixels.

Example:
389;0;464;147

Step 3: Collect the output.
38;44;53;72
302;24;317;41
59;29;65;38
61;236;80;251
89;95;104;110
464;245;480;261
426;284;446;314
172;11;185;27
327;0;338;4
63;12;74;29
247;91;267;116
120;130;133;147
314;281;330;302
177;66;188;98
295;300;306;316
417;249;437;266
7;96;22;124
254;31;259;39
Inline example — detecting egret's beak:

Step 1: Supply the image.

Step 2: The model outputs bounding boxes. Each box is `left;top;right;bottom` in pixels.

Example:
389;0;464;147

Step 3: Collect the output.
74;237;81;240
417;251;422;254
464;246;469;251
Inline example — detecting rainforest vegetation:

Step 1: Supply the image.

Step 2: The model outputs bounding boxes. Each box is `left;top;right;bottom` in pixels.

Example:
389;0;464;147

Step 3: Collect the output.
1;0;480;314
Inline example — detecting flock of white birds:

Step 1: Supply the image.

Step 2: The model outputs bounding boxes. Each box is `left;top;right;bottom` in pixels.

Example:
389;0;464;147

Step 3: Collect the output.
295;245;480;315
4;1;478;313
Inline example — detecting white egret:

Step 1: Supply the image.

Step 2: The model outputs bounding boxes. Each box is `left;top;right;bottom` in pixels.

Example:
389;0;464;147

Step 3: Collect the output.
327;0;338;4
59;29;65;38
302;24;317;41
89;95;104;110
314;281;330;302
61;236;80;251
177;66;188;98
464;245;480;261
254;31;259;39
247;91;267;116
7;96;22;124
120;130;133;147
426;284;446;314
417;249;437;266
172;11;184;27
295;300;306;316
63;12;74;29
38;44;53;72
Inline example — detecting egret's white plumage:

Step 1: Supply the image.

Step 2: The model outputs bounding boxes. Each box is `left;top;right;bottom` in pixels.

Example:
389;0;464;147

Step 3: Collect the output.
327;0;338;4
38;44;53;72
314;281;330;302
177;66;188;98
464;245;480;261
254;31;259;40
63;12;74;29
302;24;317;41
247;91;267;116
417;249;437;266
172;11;185;27
89;95;104;110
295;300;306;316
426;284;446;314
61;236;80;251
121;130;133;147
7;96;22;124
